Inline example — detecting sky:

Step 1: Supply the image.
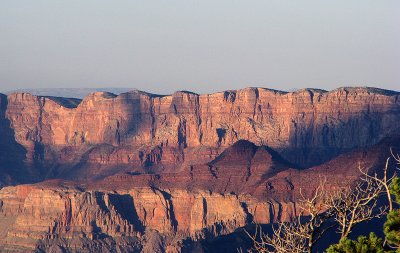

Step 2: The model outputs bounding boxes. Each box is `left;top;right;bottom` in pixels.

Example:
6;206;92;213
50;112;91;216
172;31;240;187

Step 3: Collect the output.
0;0;399;94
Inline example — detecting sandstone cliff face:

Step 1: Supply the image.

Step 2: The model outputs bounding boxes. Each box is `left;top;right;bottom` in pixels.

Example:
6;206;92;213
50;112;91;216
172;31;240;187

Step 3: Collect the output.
2;87;399;183
0;137;397;252
1;87;399;252
0;184;285;252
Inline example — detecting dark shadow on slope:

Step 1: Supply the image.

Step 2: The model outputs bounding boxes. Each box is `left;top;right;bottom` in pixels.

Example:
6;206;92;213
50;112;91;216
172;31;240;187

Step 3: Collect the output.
192;215;389;253
281;106;400;168
44;96;82;109
0;94;28;185
108;193;145;233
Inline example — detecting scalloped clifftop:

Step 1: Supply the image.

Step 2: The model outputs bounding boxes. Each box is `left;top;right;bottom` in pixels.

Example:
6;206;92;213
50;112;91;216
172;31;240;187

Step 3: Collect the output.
1;87;400;183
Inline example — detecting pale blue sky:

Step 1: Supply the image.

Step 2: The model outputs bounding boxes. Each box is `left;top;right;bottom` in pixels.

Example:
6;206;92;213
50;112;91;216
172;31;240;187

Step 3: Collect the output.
1;0;399;94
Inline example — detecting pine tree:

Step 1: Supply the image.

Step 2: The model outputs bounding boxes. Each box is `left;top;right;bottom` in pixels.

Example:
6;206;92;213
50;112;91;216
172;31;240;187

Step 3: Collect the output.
327;233;386;253
384;210;400;250
384;177;400;251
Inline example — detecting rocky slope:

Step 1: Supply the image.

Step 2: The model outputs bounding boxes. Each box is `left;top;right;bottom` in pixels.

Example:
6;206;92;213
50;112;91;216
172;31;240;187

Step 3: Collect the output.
0;86;399;252
0;184;255;252
0;137;398;252
1;87;399;184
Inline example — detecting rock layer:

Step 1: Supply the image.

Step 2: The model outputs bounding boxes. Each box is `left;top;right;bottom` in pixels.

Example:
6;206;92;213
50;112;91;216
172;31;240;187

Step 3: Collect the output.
1;137;398;252
0;184;268;252
1;87;400;252
1;87;400;183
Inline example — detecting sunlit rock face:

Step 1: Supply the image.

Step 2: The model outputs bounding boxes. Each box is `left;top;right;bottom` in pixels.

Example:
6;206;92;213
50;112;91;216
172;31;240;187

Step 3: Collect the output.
0;184;256;252
0;135;398;252
2;87;400;182
0;87;399;252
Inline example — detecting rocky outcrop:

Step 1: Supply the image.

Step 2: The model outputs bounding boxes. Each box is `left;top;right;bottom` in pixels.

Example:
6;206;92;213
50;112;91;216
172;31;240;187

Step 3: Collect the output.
1;87;400;184
1;87;400;252
0;184;275;252
0;136;398;252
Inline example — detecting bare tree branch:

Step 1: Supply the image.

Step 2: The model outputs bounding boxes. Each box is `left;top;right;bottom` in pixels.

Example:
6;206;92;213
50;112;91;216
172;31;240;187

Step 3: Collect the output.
248;180;332;253
248;158;395;252
325;163;389;239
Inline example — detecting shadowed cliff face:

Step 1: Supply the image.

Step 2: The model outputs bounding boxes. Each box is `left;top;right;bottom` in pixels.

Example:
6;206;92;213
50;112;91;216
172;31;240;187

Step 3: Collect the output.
2;87;400;184
0;94;28;186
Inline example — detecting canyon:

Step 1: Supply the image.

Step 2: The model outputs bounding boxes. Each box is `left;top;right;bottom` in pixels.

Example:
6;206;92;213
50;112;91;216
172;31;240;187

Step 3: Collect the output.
0;87;399;252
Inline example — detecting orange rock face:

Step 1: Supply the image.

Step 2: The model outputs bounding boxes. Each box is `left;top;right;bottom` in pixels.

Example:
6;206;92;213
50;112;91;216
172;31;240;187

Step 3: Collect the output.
0;87;399;252
2;87;400;182
1;136;398;252
0;185;256;251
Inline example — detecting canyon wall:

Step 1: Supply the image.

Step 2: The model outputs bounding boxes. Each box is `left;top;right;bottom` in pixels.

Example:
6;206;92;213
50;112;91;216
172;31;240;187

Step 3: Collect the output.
1;87;400;252
2;87;400;183
0;184;294;252
1;136;396;252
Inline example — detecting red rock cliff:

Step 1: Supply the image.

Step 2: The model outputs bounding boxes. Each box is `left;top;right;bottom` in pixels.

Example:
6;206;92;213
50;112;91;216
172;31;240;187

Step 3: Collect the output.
2;87;400;182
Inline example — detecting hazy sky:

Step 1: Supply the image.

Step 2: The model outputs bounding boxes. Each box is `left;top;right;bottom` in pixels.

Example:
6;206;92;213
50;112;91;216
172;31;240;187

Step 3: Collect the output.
1;0;399;94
